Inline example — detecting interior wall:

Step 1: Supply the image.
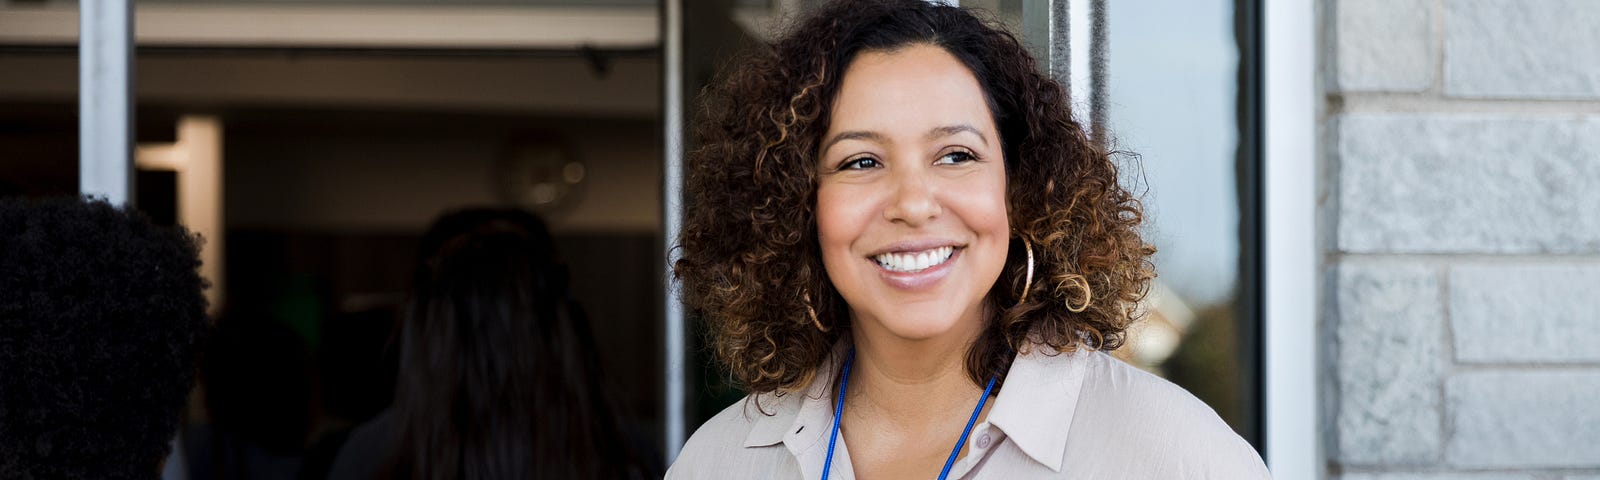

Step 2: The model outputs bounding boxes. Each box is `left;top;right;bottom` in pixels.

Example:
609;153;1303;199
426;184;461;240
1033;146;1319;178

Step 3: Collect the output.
0;47;670;456
0;53;659;117
223;111;661;233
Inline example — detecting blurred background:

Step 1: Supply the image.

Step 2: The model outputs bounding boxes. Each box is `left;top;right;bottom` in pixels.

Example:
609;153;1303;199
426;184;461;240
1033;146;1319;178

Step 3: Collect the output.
5;0;1595;478
3;1;668;478
1;0;1257;477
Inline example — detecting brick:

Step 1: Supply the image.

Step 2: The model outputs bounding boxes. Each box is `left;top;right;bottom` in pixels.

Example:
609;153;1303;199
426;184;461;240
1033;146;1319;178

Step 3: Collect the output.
1333;264;1444;465
1336;115;1600;254
1335;0;1434;92
1445;0;1600;99
1446;370;1600;468
1451;265;1600;363
1339;474;1534;480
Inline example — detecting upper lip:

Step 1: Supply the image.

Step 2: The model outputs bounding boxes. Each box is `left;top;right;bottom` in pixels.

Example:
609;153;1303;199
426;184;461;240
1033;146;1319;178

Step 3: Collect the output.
865;239;965;257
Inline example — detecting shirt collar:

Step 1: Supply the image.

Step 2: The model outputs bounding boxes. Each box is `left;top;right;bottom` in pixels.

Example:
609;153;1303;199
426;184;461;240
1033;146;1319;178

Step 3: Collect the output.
986;344;1092;472
741;340;1092;473
742;343;852;480
743;342;848;449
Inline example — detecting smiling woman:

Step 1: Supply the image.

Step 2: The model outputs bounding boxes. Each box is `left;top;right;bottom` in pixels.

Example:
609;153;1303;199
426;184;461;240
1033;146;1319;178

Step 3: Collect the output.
669;0;1270;478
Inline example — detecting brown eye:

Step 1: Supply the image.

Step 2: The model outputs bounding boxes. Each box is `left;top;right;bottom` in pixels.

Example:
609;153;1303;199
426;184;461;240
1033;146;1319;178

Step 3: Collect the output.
934;150;977;165
841;157;882;170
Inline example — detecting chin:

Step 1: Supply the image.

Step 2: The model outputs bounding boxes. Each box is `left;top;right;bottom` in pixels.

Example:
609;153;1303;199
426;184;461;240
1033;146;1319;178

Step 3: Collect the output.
866;304;974;342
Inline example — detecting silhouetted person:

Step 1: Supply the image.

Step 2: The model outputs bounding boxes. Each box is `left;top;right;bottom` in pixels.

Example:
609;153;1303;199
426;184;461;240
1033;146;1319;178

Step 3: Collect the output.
298;306;402;480
328;207;656;479
197;308;316;480
0;196;210;479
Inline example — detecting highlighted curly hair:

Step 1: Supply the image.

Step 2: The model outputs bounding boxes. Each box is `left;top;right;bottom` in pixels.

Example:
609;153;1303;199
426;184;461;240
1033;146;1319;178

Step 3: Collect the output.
674;0;1155;395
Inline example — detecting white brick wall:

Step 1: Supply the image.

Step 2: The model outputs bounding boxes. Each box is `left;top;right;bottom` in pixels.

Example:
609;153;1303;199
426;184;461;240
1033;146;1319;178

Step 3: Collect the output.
1327;0;1600;478
1341;475;1535;480
1336;115;1600;254
1445;0;1600;99
1451;266;1600;363
1446;371;1600;468
1335;0;1434;92
1332;264;1444;465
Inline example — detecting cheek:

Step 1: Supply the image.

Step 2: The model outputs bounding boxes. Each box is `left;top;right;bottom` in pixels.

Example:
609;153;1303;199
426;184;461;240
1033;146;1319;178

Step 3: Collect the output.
815;185;865;265
952;171;1011;235
962;174;1012;292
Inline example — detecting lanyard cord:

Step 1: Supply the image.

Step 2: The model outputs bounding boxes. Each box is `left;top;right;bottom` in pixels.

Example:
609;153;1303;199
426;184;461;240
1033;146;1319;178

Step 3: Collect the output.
938;374;998;479
820;348;854;480
821;348;1000;480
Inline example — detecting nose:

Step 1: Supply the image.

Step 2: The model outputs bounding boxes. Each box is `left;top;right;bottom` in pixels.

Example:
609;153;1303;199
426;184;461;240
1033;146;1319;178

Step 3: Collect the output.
883;166;940;226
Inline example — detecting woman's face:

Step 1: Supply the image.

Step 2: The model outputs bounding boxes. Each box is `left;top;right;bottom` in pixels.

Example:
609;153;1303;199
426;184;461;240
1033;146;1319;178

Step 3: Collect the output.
816;44;1009;343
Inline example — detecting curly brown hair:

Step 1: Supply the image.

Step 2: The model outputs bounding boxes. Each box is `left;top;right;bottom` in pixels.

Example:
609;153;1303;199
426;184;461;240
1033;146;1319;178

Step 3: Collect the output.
674;0;1155;395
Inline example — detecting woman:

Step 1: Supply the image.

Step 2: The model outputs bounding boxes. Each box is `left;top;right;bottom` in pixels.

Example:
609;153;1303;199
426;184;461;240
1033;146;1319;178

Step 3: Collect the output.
669;0;1270;478
327;208;656;479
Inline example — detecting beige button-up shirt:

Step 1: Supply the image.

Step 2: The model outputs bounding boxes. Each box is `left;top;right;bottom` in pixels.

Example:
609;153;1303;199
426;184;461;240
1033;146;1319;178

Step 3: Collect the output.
667;344;1271;479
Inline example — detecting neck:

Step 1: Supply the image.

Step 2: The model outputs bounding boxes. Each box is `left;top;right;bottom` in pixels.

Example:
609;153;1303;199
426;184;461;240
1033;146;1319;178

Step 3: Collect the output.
844;315;987;428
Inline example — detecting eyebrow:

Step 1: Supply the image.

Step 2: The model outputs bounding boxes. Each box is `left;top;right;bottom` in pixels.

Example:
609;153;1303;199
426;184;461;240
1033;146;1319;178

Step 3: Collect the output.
820;130;887;153
821;124;988;153
927;124;987;146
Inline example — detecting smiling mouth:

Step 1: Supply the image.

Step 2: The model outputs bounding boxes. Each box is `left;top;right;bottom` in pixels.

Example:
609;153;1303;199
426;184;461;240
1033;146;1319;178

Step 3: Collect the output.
872;246;957;273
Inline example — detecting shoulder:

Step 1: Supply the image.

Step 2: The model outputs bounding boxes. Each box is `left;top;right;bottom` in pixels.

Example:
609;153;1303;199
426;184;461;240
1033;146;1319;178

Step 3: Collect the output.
667;394;797;479
1076;350;1228;430
1072;350;1270;478
676;396;764;458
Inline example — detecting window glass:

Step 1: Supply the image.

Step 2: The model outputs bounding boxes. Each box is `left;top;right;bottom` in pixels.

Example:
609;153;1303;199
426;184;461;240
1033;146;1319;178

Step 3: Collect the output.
1104;0;1255;442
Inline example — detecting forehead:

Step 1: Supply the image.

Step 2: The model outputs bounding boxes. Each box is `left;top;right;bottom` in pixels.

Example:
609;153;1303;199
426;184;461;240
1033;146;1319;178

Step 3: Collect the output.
827;44;997;138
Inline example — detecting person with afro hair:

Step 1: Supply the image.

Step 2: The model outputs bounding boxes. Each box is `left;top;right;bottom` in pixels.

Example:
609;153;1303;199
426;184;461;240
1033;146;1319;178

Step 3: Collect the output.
0;196;210;479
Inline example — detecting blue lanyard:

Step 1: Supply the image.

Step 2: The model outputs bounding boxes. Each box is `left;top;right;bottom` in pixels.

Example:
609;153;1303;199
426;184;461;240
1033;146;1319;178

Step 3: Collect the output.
821;348;1000;480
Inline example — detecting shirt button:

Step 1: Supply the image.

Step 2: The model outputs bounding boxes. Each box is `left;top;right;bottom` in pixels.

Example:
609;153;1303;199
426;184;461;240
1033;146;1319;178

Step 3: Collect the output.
976;433;992;449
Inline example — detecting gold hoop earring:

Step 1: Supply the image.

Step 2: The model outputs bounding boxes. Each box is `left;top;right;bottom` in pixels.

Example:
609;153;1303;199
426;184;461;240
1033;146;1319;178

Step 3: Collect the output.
804;291;829;333
1015;237;1035;307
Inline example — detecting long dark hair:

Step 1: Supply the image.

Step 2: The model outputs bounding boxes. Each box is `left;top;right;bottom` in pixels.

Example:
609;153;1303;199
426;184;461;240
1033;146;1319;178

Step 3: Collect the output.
389;208;650;479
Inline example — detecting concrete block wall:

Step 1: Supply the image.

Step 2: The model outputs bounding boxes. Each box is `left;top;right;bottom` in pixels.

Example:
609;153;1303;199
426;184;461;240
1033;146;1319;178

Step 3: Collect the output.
1326;0;1600;478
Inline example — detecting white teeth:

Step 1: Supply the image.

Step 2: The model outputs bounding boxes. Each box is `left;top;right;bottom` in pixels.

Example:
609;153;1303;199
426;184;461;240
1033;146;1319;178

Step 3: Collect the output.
873;246;954;273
